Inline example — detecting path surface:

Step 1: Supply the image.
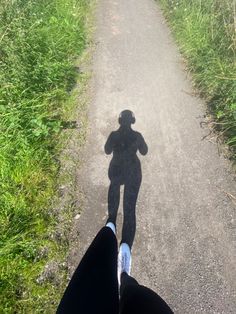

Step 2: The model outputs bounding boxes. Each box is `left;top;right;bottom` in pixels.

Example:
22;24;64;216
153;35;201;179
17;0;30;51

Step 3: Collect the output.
70;0;236;313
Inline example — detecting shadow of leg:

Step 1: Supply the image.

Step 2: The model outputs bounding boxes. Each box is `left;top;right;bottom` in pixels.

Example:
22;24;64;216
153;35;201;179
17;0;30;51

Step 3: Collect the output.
107;181;120;225
122;182;140;248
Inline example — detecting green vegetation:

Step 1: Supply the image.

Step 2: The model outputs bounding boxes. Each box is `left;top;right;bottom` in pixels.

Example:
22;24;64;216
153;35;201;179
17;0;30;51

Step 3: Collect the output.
0;0;91;312
159;0;236;159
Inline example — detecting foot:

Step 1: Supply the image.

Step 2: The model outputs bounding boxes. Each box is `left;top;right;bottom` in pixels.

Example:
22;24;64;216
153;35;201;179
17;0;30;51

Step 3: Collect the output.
118;243;132;285
106;222;116;235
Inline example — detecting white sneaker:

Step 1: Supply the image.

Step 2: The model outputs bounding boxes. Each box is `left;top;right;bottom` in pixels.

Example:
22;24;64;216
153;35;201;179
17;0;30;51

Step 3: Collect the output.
118;243;132;285
106;222;116;235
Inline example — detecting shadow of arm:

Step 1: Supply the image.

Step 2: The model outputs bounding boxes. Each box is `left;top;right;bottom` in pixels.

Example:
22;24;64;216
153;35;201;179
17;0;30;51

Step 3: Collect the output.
104;132;114;154
138;134;148;155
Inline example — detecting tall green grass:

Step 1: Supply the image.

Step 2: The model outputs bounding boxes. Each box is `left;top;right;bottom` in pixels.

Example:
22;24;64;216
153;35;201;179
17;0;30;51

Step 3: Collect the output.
159;0;236;159
0;0;90;312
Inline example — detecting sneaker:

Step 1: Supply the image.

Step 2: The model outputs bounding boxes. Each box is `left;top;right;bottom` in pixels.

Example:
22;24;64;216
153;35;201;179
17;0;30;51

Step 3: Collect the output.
106;222;116;235
118;243;132;285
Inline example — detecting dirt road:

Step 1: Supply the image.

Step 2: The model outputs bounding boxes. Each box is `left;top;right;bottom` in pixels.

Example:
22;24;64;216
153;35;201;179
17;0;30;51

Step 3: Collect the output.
70;0;236;312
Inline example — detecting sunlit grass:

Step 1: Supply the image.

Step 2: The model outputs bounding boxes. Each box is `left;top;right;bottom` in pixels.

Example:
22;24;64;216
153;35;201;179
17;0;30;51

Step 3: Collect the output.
159;0;236;159
0;0;91;311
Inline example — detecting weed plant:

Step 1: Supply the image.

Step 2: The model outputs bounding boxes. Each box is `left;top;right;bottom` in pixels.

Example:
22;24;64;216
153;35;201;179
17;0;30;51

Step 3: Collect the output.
0;0;90;311
159;0;236;158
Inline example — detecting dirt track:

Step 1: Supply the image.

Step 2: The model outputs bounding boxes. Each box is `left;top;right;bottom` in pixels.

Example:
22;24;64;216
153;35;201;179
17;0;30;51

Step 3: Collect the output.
69;0;236;312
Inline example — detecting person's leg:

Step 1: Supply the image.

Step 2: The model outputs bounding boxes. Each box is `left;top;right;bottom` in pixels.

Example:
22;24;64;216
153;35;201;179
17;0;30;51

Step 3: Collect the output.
107;181;120;225
57;226;119;314
122;180;140;248
117;242;132;286
120;272;173;314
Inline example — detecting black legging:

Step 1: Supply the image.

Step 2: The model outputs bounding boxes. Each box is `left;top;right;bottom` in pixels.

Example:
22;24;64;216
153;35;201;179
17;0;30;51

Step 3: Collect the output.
57;227;173;314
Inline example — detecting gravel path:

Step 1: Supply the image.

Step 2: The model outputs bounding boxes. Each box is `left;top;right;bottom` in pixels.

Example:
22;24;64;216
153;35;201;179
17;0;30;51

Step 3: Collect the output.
70;0;236;312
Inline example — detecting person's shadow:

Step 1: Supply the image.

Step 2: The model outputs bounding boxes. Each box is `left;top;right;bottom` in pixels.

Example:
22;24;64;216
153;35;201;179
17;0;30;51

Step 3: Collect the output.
105;110;148;248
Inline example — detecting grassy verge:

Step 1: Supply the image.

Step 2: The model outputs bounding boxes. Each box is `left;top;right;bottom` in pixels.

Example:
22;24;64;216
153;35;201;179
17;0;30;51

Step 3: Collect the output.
158;0;236;160
0;0;92;312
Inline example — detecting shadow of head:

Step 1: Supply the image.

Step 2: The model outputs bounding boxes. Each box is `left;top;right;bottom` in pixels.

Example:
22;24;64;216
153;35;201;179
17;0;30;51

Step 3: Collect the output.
118;110;136;127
